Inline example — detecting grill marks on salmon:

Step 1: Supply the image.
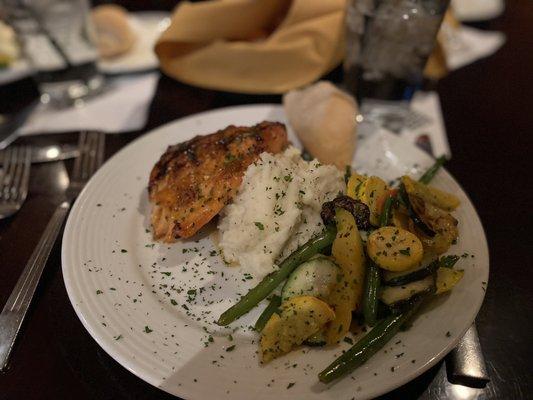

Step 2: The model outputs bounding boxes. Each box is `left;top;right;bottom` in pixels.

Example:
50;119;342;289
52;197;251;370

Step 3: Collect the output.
148;121;288;242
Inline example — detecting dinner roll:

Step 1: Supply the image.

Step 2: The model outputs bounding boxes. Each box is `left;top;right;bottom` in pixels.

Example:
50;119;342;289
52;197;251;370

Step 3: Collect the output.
283;81;358;170
91;4;136;59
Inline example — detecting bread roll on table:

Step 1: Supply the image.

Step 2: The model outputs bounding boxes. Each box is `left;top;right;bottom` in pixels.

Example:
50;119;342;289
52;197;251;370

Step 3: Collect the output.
91;4;136;59
283;81;358;170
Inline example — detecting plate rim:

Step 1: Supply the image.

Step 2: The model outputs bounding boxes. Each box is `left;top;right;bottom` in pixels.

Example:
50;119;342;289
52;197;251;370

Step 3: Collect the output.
61;103;489;399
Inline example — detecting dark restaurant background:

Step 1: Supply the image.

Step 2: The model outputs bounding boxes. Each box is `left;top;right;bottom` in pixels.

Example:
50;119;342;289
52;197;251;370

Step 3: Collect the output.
0;0;532;399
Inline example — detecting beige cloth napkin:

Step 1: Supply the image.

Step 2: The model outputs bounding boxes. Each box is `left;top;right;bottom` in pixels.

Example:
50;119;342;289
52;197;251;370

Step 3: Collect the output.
155;0;346;94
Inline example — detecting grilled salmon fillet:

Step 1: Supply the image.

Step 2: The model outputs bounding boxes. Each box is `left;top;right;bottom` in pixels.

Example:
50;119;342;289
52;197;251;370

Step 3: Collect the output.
148;121;288;242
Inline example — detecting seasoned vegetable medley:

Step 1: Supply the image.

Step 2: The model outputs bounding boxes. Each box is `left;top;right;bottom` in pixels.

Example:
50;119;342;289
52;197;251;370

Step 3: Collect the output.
217;156;466;383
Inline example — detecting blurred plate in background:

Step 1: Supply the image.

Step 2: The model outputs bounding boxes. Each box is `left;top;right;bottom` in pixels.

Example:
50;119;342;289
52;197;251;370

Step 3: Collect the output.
0;58;32;85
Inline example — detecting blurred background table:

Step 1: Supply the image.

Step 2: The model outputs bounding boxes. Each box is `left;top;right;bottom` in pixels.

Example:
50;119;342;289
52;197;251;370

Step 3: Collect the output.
0;0;531;399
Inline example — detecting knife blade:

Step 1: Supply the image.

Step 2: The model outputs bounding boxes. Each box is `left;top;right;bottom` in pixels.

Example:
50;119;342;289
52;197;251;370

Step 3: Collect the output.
0;100;39;150
446;324;490;388
30;144;78;163
0;144;78;164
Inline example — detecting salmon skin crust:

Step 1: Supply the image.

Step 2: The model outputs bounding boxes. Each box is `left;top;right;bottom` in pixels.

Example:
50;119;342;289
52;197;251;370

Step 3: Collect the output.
148;121;288;242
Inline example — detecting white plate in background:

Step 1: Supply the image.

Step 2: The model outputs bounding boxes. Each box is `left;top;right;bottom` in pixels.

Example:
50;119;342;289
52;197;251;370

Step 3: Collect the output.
0;58;31;85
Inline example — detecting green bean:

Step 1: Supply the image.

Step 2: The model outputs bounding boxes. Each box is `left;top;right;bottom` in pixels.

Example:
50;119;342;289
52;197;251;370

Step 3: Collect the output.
363;195;392;326
216;225;337;326
344;165;352;184
362;262;380;327
418;155;447;184
253;295;281;332
379;196;393;227
318;297;423;383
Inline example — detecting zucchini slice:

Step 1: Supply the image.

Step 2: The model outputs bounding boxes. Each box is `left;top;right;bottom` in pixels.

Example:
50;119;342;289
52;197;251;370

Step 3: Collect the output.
398;184;436;237
281;255;339;302
383;255;460;286
382;258;439;286
379;275;435;307
402;176;460;211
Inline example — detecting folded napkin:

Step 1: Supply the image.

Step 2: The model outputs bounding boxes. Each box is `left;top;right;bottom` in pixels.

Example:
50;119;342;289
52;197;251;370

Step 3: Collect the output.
155;0;346;94
442;26;505;71
18;72;158;135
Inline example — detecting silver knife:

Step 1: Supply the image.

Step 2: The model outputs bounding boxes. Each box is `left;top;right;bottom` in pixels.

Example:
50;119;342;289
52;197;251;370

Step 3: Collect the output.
0;144;78;164
447;324;490;387
30;144;78;163
0;100;39;150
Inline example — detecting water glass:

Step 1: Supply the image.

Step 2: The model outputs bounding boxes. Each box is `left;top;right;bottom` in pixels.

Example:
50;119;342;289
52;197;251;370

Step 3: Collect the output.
344;0;449;102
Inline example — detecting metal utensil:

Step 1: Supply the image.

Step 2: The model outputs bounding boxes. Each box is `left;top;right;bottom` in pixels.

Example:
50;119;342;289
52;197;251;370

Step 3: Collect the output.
0;144;79;165
447;324;490;387
30;144;78;163
0;131;105;371
410;125;489;389
0;146;31;219
0;101;39;151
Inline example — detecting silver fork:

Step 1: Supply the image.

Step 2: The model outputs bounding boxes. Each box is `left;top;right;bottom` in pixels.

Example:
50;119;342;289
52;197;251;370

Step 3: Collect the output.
0;146;31;219
0;131;105;371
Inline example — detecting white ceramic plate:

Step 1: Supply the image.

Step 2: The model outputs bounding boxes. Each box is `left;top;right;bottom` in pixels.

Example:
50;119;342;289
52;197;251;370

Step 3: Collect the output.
0;58;32;85
97;12;170;75
62;104;489;400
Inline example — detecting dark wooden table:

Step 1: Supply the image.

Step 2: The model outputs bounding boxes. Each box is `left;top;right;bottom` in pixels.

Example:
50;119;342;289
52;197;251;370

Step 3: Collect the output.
1;1;532;399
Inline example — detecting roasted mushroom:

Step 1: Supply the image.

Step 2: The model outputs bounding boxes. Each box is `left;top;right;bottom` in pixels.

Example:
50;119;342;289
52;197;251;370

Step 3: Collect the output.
321;195;371;230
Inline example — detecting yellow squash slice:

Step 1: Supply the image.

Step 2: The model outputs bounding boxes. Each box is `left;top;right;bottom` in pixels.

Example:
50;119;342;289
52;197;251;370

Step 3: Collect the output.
356;176;389;226
367;227;424;272
346;173;366;199
260;296;335;363
435;267;464;294
324;208;366;345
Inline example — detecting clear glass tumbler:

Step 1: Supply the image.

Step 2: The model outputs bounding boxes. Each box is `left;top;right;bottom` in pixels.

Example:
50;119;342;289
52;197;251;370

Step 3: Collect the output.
4;0;104;107
344;0;449;103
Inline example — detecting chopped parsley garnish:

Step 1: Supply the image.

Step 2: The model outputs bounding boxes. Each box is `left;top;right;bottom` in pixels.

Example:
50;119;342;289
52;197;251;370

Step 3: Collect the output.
399;247;411;256
343;337;354;345
254;222;265;230
226;345;236;352
144;326;153;333
187;289;197;301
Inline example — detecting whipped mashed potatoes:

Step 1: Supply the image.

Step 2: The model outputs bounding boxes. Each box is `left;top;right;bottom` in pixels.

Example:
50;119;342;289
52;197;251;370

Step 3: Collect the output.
218;146;345;279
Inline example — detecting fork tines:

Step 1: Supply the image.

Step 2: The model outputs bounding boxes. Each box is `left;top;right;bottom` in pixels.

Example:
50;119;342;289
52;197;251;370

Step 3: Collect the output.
0;146;31;208
71;131;105;185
